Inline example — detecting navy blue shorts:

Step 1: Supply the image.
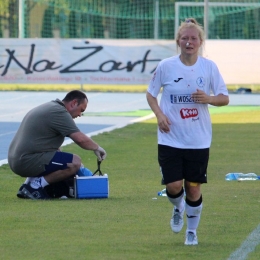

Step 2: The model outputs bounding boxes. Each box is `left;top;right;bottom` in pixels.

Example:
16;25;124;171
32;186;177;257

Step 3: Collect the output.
39;151;73;176
158;145;209;184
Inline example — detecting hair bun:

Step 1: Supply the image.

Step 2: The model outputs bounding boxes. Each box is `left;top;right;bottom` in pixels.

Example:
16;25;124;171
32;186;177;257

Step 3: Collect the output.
185;18;197;24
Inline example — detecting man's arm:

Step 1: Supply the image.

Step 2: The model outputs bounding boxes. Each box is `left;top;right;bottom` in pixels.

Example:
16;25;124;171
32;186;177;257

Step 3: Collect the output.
69;131;106;160
70;131;99;150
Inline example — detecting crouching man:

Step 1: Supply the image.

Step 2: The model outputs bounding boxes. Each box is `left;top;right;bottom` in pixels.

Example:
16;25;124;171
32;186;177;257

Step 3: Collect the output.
8;90;106;200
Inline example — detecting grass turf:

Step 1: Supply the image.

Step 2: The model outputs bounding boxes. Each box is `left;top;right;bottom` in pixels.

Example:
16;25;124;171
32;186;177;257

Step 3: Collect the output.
0;108;260;259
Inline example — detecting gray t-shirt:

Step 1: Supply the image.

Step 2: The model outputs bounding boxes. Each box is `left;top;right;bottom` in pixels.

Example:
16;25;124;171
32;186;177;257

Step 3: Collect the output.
8;99;80;176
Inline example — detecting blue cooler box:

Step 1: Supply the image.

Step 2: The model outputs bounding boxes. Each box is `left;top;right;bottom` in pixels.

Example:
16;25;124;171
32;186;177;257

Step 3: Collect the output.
74;175;109;199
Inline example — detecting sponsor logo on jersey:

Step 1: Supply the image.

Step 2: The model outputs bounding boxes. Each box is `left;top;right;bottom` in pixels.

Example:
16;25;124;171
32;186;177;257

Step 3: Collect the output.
180;108;198;119
196;77;205;88
170;94;194;104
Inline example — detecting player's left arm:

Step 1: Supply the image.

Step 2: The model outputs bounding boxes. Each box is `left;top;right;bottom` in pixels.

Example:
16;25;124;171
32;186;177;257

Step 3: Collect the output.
192;89;229;107
208;93;229;106
193;61;229;107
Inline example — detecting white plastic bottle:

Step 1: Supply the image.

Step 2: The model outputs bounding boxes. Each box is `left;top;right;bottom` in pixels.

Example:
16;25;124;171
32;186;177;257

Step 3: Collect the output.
158;188;167;197
225;173;241;181
237;173;259;181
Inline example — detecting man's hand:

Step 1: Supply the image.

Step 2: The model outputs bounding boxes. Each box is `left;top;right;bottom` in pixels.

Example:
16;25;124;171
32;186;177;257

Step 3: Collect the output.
94;146;107;161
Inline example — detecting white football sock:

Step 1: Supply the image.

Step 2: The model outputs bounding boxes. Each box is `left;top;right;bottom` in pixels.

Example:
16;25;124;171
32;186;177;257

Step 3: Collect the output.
40;177;49;187
185;202;203;235
24;178;30;184
30;177;42;189
29;177;49;189
167;190;185;212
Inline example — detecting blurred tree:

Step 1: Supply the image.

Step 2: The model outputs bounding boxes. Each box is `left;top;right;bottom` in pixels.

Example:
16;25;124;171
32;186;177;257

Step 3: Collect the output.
41;5;54;37
0;0;18;37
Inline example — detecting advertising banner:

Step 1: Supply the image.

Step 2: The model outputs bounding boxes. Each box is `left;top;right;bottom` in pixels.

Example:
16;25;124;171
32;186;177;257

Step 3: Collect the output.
1;39;259;85
0;39;176;85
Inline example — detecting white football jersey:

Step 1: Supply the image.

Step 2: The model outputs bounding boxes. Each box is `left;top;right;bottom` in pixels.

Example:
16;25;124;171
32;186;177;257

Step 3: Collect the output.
147;55;228;149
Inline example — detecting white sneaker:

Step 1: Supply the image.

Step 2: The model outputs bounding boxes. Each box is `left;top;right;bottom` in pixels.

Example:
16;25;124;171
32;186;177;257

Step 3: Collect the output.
170;207;184;233
184;231;198;245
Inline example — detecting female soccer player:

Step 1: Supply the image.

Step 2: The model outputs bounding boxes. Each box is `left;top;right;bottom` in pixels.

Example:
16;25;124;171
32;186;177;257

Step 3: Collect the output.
146;18;229;245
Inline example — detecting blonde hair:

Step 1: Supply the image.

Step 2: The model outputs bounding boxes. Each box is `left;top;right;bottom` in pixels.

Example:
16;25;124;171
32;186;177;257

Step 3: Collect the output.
176;18;205;45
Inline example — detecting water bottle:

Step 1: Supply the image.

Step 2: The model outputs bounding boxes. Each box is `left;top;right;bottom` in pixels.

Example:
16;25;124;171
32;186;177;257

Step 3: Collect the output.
158;188;167;197
237;173;259;181
76;167;93;177
157;188;186;196
225;173;241;181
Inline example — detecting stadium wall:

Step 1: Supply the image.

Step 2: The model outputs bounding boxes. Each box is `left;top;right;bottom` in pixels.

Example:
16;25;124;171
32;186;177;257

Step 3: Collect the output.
203;40;260;85
0;39;259;85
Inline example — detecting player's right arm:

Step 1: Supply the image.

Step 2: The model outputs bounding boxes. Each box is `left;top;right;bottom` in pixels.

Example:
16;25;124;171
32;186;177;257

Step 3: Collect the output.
146;92;171;133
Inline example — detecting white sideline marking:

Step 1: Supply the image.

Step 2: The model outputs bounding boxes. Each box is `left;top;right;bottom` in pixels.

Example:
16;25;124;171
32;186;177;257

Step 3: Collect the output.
0;159;8;166
0;113;155;167
0;131;16;137
227;224;260;260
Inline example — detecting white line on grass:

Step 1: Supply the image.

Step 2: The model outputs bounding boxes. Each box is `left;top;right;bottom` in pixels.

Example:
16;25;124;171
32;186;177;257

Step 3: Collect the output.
227;224;260;260
0;159;8;166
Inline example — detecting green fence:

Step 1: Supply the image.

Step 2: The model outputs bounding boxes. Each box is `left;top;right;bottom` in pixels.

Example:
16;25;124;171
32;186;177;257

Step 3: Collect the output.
0;0;260;39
